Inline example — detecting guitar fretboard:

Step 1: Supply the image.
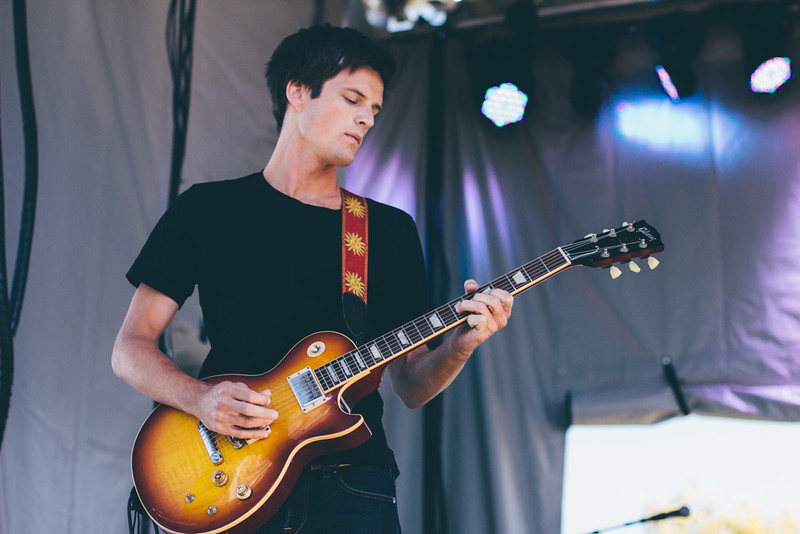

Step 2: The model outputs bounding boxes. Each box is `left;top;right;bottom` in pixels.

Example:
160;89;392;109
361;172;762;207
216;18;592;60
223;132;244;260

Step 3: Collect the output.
313;248;571;392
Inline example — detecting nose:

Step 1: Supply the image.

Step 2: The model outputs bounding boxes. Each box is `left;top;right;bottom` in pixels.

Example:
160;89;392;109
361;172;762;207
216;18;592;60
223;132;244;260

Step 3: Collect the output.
357;111;374;129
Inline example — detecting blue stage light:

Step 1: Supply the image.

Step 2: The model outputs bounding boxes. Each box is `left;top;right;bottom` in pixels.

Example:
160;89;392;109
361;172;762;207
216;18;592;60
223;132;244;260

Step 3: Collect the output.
481;83;529;127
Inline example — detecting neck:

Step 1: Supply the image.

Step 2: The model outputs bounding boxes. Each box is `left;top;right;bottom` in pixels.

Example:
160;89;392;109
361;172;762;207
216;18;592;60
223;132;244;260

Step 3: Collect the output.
262;132;343;209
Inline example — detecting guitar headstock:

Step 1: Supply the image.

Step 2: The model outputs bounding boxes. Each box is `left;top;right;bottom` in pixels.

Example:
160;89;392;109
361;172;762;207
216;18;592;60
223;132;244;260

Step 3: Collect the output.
563;220;664;276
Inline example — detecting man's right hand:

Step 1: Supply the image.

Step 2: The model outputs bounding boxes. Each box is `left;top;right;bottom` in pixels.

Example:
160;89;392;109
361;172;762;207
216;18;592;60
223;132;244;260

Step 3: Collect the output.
197;382;278;440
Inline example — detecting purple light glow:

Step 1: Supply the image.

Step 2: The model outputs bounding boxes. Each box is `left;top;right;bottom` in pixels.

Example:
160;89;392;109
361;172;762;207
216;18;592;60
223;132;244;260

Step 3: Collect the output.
750;57;792;93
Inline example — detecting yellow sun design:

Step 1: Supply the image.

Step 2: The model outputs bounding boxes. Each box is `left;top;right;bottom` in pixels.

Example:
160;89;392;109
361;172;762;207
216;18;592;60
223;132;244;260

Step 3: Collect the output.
345;271;366;297
345;232;367;256
344;197;366;218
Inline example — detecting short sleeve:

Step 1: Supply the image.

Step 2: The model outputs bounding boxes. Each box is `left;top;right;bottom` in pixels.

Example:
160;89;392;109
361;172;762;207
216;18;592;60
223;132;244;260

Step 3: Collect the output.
125;186;200;307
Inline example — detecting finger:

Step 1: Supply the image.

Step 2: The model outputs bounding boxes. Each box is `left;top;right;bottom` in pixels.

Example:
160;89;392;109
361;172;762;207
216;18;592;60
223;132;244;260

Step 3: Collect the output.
463;279;480;293
234;399;279;421
228;424;272;440
466;314;486;332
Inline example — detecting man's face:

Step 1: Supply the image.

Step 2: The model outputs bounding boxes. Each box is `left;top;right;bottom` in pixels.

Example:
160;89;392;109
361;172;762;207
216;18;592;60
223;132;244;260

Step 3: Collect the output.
294;66;384;168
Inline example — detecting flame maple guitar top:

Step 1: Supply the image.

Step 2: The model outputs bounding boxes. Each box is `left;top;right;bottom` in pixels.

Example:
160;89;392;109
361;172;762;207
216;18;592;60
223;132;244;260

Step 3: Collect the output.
131;331;379;534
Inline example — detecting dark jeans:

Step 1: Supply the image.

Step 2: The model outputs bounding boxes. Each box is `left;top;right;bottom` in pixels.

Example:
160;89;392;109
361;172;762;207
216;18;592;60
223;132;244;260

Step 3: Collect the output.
254;465;401;534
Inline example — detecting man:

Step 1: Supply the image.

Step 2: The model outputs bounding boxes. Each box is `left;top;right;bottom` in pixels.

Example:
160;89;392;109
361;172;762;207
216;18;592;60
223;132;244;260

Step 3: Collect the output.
113;24;513;533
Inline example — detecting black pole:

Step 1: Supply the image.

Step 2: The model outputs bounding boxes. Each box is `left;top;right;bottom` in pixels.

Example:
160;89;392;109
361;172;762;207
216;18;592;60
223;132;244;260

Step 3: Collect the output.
422;30;449;534
0;0;41;454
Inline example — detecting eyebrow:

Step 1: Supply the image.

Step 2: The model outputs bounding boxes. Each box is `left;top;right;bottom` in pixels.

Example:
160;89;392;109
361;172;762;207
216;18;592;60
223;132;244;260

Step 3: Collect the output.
346;88;382;114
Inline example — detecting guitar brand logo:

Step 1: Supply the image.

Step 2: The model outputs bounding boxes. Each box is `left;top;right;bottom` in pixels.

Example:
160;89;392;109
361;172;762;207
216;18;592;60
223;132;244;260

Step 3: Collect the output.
637;227;656;241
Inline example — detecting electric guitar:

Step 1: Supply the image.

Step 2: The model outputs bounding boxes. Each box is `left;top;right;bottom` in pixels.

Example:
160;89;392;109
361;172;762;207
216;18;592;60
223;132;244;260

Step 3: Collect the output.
131;220;664;534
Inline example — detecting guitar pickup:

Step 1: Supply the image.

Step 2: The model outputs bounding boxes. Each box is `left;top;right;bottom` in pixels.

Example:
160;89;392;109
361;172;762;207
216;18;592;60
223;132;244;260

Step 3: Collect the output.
287;367;326;413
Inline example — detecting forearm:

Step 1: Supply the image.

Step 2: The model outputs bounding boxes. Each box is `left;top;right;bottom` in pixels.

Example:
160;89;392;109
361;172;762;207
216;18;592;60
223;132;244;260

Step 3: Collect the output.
387;279;514;409
112;333;209;417
387;332;472;409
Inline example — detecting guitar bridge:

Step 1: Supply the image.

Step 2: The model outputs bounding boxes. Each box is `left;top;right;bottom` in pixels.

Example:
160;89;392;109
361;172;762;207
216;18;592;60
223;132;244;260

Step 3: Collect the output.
287;367;326;413
197;421;223;464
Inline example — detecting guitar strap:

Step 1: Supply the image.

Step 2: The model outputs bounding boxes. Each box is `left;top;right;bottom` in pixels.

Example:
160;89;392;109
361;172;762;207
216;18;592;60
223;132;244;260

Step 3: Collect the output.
340;188;369;343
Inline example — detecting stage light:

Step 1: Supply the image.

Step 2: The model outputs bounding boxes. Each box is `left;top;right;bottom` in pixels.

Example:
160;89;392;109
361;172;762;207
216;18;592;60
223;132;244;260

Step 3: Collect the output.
750;57;792;93
465;23;535;127
737;3;794;94
481;83;529;127
648;14;705;103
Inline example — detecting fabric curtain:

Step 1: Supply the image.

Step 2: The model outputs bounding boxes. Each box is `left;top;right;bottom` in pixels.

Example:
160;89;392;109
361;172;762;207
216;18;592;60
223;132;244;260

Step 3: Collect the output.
1;2;799;533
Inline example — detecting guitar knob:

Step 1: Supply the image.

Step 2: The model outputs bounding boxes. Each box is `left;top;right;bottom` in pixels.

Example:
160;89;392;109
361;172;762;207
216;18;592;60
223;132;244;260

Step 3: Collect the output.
609;265;622;279
628;260;641;273
212;469;228;487
207;505;218;516
647;256;660;270
236;484;253;500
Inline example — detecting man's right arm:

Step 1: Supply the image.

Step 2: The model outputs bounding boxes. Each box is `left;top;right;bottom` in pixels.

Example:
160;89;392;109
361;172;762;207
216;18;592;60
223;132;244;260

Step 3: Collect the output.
112;283;275;440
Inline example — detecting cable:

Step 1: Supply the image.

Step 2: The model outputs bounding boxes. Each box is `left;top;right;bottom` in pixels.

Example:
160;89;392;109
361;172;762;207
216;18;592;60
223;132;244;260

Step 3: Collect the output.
0;0;41;453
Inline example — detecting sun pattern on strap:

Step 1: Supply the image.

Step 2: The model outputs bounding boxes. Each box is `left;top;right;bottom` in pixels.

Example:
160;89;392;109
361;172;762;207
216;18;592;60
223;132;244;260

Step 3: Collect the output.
344;232;367;256
344;271;366;297
341;189;368;304
344;196;366;218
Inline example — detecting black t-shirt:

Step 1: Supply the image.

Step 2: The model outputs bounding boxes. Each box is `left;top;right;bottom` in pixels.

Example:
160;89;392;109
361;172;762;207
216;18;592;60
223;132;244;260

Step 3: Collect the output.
126;172;429;471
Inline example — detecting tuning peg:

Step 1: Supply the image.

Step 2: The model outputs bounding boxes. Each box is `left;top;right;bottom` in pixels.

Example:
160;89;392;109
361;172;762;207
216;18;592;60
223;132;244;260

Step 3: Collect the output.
628;260;641;273
623;221;635;232
585;233;598;242
609;265;622;279
647;256;660;270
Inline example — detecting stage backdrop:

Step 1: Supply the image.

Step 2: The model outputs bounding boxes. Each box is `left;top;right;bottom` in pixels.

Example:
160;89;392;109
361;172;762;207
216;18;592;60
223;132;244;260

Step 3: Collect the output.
1;2;799;533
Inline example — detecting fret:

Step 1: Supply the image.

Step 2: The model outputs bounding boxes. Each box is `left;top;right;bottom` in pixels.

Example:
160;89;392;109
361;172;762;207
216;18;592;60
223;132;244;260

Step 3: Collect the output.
408;321;425;343
354;350;368;370
376;337;393;360
341;356;355;377
512;269;528;286
439;302;458;324
396;329;410;346
494;275;514;293
427;311;444;330
414;317;433;339
314;366;330;389
368;343;384;362
325;365;336;386
333;361;345;382
358;345;376;367
524;261;545;279
538;257;551;273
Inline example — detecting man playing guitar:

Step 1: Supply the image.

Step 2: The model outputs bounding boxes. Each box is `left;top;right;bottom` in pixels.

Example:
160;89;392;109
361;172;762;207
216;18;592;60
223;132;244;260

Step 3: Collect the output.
112;24;513;534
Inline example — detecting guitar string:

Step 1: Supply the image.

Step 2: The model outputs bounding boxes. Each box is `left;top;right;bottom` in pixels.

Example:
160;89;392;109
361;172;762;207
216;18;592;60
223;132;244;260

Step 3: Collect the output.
196;233;656;442
203;247;568;437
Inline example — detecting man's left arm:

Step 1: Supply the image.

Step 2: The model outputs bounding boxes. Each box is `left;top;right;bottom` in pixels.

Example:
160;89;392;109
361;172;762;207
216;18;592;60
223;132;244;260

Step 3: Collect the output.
386;279;513;409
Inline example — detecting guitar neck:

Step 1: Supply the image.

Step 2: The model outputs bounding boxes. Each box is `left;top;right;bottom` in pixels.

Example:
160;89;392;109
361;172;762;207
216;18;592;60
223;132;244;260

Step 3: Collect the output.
313;248;572;392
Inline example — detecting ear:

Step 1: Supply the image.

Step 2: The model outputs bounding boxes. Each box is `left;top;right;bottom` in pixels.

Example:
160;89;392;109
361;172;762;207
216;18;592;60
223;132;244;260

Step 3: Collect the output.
285;80;307;111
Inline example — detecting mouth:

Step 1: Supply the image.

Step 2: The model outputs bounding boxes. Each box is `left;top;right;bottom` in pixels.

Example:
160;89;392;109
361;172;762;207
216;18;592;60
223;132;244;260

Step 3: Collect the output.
346;133;362;145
